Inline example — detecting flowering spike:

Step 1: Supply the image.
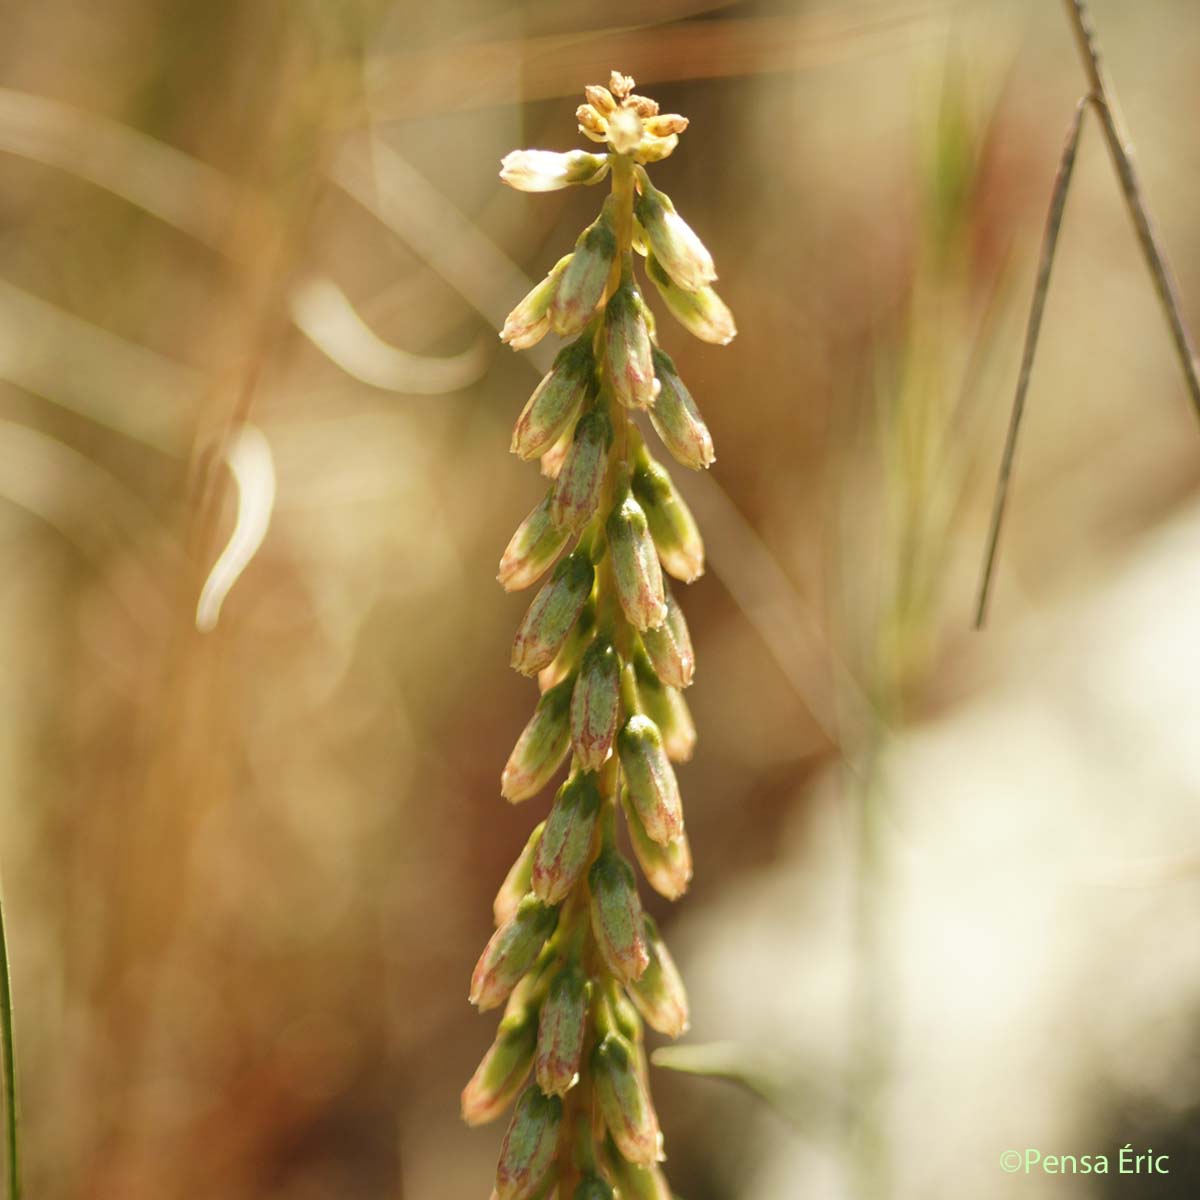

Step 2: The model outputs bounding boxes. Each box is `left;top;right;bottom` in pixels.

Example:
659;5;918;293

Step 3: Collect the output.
531;773;602;904
588;847;649;985
549;201;618;336
607;492;667;632
618;714;683;845
470;895;560;1012
604;279;656;410
593;1034;663;1166
462;1005;539;1126
512;338;595;461
551;408;613;533
629;916;689;1038
535;963;590;1096
495;1085;564;1200
638;587;694;689
621;791;693;901
569;638;621;771
499;492;570;593
632;457;705;583
500;149;611;193
634;173;715;292
646;252;736;346
494;821;545;926
649;348;715;471
501;675;575;802
511;552;595;677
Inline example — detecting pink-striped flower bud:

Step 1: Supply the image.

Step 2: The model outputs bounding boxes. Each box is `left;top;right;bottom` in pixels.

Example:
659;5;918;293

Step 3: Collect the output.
501;675;575;802
569;638;621;771
604;281;656;410
605;1148;672;1200
618;714;683;844
501;254;573;349
494;821;545;926
634;177;715;293
639;588;694;689
551;408;613;533
607;493;666;632
512;338;594;462
539;426;572;480
649;348;714;471
631;459;704;583
588;847;649;985
646;253;736;346
537;601;594;692
535;963;590;1096
531;773;601;904
644;114;688;138
461;1005;538;1125
633;650;695;763
511;551;594;677
629;916;689;1038
593;1033;663;1166
549;202;618;336
621;789;692;900
470;895;560;1012
584;85;616;115
499;492;570;593
495;1084;563;1200
572;1175;615;1200
500;149;611;193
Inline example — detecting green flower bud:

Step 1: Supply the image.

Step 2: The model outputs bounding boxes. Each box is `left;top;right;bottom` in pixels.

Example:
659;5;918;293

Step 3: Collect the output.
499;492;570;593
512;338;594;462
500;148;611;193
569;638;621;771
537;599;595;692
549;201;618;336
502;254;573;350
605;1145;672;1200
511;551;595;677
633;650;695;763
501;675;575;802
588;847;649;985
532;773;602;904
540;424;573;480
621;790;692;901
634;176;715;293
494;821;546;926
461;1004;539;1126
629;916;689;1038
535;964;590;1096
646;252;736;346
639;587;694;689
649;347;714;471
604;281;656;410
593;1033;663;1167
572;1175;615;1200
618;714;683;845
470;895;560;1012
495;1084;564;1200
607;492;666;632
631;458;704;583
551;408;613;533
608;981;644;1046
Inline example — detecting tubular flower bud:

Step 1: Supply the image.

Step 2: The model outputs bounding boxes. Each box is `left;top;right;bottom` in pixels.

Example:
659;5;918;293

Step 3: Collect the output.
494;821;545;926
502;255;573;349
646;253;736;346
532;773;602;904
462;1006;539;1126
621;792;693;901
629;916;689;1038
535;964;590;1096
584;85;616;115
499;492;570;593
511;551;595;677
618;714;683;845
649;348;714;471
537;600;595;692
635;133;678;165
573;1177;615;1200
588;847;649;984
633;651;696;763
500;149;611;193
569;638;621;771
632;459;705;583
471;896;560;1012
552;408;613;533
644;114;688;138
593;1034;663;1166
512;338;594;461
605;1148;673;1200
501;675;575;802
639;588;695;689
607;493;667;632
540;426;573;480
604;281;656;410
495;1085;564;1200
608;982;644;1047
549;202;618;336
634;177;715;293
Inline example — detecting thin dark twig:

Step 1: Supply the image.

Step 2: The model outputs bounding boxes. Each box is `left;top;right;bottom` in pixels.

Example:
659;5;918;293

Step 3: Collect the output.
974;95;1091;628
1064;0;1200;424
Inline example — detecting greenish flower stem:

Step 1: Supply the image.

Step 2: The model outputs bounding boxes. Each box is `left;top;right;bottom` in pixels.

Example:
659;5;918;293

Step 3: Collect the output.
0;882;19;1200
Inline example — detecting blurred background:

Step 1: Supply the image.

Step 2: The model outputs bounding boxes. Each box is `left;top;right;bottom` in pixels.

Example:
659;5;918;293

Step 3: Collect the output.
2;0;1200;1196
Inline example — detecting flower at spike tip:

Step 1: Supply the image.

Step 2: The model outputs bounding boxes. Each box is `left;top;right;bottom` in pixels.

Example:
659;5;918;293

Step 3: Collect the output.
469;70;735;1198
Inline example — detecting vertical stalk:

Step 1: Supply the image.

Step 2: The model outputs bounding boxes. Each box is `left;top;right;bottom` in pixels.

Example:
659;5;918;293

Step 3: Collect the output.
0;882;19;1200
